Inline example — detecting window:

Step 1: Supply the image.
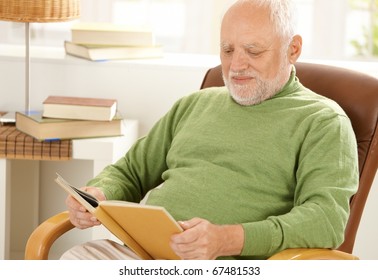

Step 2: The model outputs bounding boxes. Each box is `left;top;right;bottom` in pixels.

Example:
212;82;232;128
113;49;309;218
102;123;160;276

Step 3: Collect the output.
92;0;234;54
347;0;378;58
0;0;376;60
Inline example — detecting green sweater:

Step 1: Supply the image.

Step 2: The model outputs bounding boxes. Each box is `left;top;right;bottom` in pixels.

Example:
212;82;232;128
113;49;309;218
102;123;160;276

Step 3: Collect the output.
88;70;359;259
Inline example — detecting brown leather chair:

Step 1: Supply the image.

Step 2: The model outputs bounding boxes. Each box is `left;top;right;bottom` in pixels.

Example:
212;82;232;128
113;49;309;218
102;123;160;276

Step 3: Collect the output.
25;62;378;260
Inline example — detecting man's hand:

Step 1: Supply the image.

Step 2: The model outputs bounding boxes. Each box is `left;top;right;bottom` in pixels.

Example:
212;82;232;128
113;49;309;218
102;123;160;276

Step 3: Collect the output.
170;217;244;260
65;186;106;229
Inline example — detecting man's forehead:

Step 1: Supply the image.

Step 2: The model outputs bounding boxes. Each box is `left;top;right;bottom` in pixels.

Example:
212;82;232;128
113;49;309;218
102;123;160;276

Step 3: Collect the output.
220;32;277;49
221;18;276;45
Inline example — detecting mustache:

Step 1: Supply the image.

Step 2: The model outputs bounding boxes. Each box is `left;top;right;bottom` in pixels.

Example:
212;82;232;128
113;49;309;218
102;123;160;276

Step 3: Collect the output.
229;71;257;78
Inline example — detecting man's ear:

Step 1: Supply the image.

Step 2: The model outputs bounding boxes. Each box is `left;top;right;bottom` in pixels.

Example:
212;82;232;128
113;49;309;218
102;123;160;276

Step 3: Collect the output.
288;35;302;64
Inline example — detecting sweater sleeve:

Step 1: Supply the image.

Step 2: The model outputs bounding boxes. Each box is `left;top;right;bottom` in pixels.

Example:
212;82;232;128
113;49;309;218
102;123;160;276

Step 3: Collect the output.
86;95;191;202
241;113;359;258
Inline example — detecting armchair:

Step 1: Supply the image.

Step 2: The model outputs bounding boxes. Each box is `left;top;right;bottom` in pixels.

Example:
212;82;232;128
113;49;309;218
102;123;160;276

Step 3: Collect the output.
25;62;378;260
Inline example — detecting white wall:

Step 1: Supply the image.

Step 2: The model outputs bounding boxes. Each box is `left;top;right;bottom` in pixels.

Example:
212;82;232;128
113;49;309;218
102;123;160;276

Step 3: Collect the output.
0;45;377;259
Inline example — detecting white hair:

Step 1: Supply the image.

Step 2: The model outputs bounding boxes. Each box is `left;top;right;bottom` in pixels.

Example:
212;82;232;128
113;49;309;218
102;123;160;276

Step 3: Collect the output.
238;0;298;41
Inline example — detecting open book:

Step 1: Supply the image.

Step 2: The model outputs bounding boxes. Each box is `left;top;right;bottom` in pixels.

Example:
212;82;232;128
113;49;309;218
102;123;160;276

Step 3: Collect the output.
55;173;183;260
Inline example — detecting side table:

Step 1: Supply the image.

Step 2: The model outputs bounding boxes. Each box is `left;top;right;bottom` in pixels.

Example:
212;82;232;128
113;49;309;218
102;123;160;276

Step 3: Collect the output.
0;120;138;259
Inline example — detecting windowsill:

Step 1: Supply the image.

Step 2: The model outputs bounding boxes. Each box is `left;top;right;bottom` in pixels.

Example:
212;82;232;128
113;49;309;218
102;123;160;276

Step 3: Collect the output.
0;44;221;69
0;44;377;78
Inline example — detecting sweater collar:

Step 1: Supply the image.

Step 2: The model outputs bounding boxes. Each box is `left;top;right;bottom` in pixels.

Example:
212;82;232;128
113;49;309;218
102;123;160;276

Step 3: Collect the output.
270;65;301;100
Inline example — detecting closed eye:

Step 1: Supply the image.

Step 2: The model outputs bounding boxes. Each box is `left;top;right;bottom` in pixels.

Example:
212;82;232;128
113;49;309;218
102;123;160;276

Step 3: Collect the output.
245;47;265;57
222;48;234;56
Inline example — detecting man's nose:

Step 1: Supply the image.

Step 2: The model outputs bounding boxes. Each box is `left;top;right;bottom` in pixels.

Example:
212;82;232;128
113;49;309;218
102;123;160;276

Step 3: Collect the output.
230;49;249;72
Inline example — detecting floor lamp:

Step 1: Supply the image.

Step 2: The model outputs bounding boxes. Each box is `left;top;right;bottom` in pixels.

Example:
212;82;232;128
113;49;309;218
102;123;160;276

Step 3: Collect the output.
0;0;80;112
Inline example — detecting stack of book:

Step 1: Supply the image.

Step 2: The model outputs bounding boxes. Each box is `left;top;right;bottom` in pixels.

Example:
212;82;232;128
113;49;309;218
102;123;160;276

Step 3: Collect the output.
64;22;163;61
15;96;124;141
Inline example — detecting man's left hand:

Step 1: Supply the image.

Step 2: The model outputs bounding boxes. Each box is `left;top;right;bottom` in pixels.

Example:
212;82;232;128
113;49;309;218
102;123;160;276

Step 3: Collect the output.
170;217;244;260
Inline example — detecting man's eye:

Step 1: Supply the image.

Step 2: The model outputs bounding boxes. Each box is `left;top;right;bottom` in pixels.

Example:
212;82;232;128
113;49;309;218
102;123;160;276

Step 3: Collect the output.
247;50;263;57
222;48;233;55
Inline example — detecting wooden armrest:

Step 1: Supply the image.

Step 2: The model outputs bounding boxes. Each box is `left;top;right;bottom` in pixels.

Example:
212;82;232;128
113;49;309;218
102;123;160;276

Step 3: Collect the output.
268;248;359;260
24;211;360;261
24;211;75;260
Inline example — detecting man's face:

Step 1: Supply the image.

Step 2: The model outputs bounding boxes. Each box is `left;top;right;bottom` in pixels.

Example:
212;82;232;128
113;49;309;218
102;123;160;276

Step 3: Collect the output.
220;4;291;106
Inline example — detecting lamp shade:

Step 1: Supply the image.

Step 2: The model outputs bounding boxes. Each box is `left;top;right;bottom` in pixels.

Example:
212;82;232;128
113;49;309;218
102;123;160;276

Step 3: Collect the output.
0;0;80;23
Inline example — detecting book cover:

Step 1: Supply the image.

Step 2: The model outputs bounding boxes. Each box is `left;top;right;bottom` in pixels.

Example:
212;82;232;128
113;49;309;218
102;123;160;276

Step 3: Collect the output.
64;41;163;61
43;95;117;121
55;173;183;260
16;111;124;141
71;22;155;46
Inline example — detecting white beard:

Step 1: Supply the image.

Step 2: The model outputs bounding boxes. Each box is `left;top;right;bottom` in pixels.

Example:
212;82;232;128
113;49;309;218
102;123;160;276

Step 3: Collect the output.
223;58;290;106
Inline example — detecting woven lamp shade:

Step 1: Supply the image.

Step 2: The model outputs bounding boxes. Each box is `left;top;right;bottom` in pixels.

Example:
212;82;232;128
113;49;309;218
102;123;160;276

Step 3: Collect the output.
0;0;80;23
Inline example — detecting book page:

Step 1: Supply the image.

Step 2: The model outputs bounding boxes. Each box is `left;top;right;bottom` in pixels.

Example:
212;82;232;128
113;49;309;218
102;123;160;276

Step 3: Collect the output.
55;173;97;213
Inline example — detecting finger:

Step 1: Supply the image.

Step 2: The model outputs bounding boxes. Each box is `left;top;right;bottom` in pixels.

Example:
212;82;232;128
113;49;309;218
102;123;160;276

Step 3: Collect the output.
171;228;198;244
171;239;198;253
69;210;99;229
65;195;86;212
82;186;107;201
170;241;195;258
172;218;207;244
170;242;208;260
179;217;203;230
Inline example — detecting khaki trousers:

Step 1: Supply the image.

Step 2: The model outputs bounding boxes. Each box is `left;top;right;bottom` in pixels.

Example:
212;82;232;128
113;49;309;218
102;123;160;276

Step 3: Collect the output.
60;239;142;260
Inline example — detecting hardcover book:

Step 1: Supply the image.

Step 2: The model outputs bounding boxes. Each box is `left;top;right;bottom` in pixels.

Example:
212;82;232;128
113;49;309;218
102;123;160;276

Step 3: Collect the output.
42;95;117;121
55;173;183;260
16;111;124;141
64;41;163;61
0;111;15;124
71;22;155;46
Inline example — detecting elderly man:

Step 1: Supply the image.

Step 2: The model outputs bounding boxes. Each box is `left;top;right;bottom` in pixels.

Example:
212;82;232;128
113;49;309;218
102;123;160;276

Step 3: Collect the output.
61;0;358;260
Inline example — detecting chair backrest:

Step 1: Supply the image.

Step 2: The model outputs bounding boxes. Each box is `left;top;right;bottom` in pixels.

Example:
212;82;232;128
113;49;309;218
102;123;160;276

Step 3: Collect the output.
200;62;378;254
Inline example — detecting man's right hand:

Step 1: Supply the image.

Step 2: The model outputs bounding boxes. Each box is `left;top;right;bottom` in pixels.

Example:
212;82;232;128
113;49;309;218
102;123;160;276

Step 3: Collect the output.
65;186;106;229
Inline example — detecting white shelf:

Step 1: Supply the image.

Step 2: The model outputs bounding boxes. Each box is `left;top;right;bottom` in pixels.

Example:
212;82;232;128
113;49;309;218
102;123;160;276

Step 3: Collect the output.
0;120;139;260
